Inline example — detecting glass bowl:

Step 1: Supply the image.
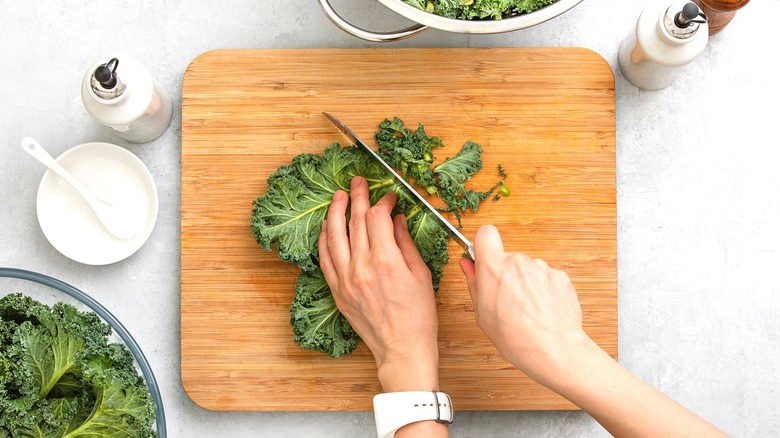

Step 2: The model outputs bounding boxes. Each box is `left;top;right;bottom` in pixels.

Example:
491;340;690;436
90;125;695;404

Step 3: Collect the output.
0;267;166;437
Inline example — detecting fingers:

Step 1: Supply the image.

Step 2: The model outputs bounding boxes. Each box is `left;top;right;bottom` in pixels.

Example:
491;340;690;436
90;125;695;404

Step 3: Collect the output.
325;189;351;269
325;177;400;272
459;257;477;304
318;220;337;285
393;214;430;276
367;191;399;251
348;176;371;255
373;189;398;213
325;176;411;278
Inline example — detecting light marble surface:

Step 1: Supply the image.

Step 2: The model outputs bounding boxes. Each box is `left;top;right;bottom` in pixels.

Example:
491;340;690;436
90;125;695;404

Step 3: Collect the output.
2;1;779;436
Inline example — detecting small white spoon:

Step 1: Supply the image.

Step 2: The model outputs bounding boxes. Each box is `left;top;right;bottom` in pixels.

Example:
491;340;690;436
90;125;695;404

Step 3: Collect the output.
22;137;139;240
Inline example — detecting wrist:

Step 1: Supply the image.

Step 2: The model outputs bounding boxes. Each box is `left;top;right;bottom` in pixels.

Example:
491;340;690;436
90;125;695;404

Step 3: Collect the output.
376;345;440;392
377;361;439;392
535;330;608;392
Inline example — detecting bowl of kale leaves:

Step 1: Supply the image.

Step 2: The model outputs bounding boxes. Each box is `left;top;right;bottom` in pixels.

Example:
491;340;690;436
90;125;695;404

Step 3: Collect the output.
318;0;583;41
0;267;165;437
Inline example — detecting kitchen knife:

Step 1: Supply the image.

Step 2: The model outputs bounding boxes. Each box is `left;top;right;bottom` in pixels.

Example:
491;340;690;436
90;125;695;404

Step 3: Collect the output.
323;112;475;260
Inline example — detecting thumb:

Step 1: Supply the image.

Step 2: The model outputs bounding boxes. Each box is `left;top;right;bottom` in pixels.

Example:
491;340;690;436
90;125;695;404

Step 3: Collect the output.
474;224;504;259
462;225;503;306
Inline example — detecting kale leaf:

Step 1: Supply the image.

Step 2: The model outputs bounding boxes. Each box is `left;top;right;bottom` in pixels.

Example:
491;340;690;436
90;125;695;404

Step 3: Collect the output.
434;141;483;195
252;144;413;273
375;117;443;193
252;117;506;357
290;270;357;358
407;209;450;289
0;293;156;438
375;120;507;228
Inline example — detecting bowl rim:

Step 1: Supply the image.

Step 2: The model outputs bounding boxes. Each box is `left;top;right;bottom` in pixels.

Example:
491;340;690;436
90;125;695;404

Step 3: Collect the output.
0;267;167;437
376;0;584;33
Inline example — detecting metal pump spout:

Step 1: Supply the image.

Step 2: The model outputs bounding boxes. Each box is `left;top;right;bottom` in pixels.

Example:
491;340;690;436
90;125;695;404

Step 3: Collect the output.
665;2;707;39
90;58;127;99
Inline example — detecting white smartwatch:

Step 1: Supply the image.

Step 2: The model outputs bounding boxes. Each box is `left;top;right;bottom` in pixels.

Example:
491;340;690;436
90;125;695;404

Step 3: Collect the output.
373;391;454;438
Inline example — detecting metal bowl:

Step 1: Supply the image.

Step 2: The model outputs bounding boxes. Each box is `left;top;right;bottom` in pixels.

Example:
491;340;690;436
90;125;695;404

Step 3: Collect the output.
319;0;583;42
0;267;167;437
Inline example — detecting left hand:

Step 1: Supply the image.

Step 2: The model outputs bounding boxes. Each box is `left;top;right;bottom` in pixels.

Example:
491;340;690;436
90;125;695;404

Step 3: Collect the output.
318;176;440;392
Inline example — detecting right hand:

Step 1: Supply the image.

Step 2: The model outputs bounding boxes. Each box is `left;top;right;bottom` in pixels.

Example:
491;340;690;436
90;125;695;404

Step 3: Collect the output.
459;225;588;387
461;225;729;438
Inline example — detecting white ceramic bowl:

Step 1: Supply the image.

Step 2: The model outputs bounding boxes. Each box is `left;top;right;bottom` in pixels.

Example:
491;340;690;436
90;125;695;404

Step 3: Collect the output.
36;142;158;265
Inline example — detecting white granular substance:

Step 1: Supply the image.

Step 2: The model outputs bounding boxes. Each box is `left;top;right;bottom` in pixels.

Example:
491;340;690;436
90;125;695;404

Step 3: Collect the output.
38;150;153;265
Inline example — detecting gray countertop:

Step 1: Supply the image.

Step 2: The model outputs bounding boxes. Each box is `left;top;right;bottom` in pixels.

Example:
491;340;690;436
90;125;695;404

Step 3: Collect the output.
1;1;778;436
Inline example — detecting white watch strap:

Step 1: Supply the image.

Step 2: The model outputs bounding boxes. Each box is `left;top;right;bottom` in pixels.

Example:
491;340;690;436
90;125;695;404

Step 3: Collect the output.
373;391;454;438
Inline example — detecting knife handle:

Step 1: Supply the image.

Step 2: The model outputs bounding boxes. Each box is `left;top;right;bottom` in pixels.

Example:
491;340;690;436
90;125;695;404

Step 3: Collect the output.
455;239;475;260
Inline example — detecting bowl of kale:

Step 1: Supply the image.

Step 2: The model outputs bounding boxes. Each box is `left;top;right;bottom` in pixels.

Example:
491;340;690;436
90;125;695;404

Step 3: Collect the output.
0;267;165;437
318;0;583;41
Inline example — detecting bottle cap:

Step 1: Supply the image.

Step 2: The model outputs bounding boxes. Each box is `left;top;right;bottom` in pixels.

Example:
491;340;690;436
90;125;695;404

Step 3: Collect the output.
90;58;127;99
665;2;707;39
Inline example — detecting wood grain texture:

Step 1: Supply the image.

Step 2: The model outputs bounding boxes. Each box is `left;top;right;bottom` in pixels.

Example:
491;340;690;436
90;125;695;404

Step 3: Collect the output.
181;48;616;411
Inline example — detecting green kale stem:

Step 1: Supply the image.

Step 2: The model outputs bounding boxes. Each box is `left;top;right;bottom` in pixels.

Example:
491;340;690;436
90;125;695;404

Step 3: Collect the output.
367;177;396;191
367;176;427;223
405;203;423;222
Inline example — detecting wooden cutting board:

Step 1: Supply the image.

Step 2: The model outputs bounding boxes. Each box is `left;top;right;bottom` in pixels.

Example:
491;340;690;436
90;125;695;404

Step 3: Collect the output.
181;48;616;411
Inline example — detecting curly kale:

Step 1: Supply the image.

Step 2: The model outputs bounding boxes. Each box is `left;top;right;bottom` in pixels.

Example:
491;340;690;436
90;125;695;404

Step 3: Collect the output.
0;293;156;438
407;209;450;288
290;270;357;358
251;145;362;272
405;0;559;20
375;119;507;227
375;117;443;193
252;117;507;357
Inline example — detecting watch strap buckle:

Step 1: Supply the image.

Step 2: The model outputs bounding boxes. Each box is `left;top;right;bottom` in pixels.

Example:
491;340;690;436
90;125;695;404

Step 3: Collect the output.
433;391;453;424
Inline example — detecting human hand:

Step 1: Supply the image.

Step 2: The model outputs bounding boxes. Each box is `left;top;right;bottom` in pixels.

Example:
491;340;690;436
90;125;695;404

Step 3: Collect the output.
318;176;439;393
459;225;587;388
460;226;727;438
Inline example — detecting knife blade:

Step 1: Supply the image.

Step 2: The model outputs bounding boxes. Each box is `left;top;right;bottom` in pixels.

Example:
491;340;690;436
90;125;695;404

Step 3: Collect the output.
323;112;475;260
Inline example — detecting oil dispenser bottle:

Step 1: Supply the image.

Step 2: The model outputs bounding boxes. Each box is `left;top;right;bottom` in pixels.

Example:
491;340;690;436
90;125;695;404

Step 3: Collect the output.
81;55;173;143
619;1;709;90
